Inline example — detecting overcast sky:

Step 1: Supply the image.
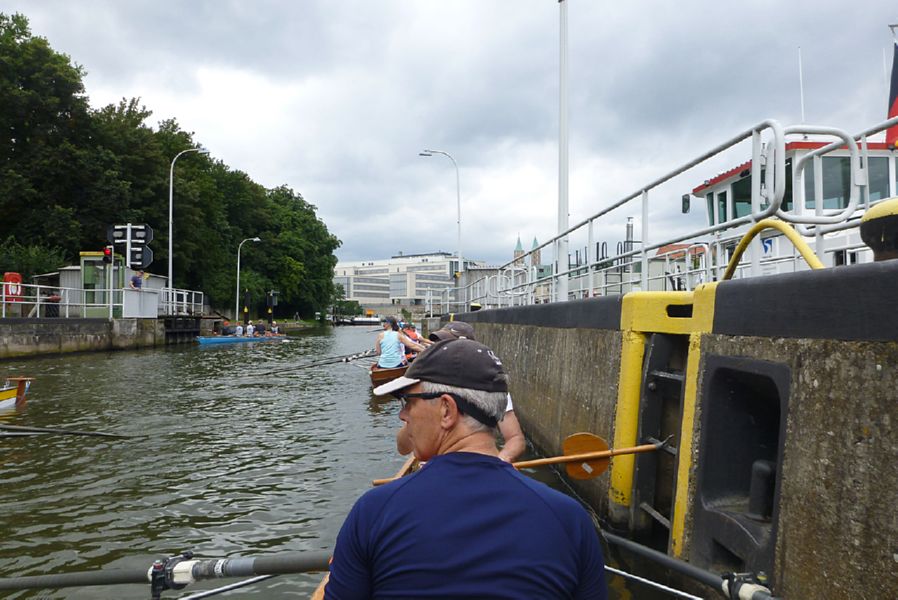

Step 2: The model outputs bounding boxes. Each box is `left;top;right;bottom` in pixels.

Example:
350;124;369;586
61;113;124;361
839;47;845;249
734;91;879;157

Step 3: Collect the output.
7;1;898;266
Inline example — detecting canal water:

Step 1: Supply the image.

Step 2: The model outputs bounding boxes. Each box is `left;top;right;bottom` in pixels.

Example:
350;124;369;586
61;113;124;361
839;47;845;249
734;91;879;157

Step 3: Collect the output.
0;327;407;598
0;326;662;600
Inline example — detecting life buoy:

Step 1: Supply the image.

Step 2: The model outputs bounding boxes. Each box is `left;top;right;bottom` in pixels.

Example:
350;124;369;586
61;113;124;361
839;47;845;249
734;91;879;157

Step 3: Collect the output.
3;272;23;301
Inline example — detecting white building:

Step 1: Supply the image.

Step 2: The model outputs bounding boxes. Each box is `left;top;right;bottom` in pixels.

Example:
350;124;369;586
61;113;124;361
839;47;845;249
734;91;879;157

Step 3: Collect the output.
334;252;473;310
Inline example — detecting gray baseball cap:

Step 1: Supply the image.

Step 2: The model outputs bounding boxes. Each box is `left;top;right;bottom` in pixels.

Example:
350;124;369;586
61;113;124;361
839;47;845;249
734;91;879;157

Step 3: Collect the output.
372;338;506;397
427;320;475;342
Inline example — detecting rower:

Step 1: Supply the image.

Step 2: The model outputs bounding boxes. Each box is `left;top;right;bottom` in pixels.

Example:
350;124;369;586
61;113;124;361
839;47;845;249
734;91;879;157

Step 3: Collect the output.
401;322;428;362
374;317;424;369
325;338;607;598
396;320;526;462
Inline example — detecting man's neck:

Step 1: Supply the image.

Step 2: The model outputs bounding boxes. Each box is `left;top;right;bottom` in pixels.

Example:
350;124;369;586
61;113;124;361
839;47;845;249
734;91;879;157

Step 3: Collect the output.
437;429;498;457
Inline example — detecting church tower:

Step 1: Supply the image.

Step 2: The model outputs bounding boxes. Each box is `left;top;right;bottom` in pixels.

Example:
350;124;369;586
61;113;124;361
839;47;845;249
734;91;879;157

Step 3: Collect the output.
514;235;524;266
531;237;541;268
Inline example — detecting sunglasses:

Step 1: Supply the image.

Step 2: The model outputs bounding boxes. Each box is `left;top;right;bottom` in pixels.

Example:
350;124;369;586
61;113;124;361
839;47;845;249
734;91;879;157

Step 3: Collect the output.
393;391;445;408
392;391;498;429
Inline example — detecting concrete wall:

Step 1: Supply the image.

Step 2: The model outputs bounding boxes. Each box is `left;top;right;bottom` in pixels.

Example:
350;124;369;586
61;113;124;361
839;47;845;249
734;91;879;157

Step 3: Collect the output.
475;323;621;512
0;318;166;359
689;335;898;600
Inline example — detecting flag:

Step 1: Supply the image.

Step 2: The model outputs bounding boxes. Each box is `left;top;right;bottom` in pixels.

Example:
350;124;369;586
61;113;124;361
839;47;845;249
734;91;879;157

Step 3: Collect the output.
887;40;898;149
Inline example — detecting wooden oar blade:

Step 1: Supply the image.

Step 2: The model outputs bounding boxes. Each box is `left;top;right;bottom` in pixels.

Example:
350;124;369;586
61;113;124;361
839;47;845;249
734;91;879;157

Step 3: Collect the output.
562;432;610;480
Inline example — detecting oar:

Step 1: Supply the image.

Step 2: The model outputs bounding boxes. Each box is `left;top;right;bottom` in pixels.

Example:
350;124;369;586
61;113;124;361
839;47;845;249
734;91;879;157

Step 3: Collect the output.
371;433;671;485
514;433;671;480
0;424;127;439
0;551;331;592
256;349;376;376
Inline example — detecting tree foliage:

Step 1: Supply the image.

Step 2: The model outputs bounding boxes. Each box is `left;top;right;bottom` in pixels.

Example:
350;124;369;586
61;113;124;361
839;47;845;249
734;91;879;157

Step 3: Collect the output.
332;284;363;317
0;13;340;317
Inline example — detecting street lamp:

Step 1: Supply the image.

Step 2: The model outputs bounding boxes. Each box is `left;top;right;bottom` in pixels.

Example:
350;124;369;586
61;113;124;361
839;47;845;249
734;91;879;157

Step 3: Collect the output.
419;149;463;307
168;146;209;289
236;237;262;322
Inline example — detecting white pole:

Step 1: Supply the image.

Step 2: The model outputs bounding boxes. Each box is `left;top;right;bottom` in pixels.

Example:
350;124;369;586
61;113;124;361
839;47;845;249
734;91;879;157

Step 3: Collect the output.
885;47;890;98
557;0;570;303
420;149;461;309
168;147;208;291
107;252;113;320
798;46;806;123
235;237;261;323
235;243;242;322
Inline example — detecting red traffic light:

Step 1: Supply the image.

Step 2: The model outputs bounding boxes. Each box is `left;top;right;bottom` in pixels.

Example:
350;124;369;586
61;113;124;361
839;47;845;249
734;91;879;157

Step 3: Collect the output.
102;247;113;263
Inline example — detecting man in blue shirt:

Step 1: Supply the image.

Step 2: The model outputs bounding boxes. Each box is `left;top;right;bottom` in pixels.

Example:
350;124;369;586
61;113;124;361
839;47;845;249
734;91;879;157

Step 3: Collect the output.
325;338;607;599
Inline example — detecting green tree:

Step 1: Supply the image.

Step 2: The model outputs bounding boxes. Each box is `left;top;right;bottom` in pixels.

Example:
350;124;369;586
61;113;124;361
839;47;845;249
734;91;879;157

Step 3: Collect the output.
0;13;92;256
0;13;342;318
332;284;362;317
0;239;67;281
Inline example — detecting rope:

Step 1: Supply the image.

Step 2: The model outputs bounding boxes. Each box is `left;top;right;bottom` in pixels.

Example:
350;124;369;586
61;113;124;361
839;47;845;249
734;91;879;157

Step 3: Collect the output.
605;565;703;599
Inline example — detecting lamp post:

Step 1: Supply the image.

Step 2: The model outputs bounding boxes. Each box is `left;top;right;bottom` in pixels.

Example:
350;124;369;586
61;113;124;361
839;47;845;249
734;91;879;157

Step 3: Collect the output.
419;149;462;308
236;237;262;322
168;146;209;290
556;0;570;303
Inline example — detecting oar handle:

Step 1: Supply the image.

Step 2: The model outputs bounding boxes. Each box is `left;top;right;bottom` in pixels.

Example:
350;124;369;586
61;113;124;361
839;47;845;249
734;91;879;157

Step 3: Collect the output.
513;442;660;469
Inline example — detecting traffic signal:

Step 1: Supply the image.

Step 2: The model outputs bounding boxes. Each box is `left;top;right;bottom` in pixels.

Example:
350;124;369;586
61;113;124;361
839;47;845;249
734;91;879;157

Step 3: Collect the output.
102;247;113;264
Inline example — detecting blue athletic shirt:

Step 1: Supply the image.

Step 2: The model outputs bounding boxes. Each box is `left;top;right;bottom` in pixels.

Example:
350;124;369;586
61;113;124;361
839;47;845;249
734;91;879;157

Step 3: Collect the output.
325;452;607;599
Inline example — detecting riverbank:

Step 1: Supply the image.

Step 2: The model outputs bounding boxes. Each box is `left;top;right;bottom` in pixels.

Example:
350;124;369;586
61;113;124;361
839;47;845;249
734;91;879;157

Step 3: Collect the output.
0;317;171;359
0;317;336;360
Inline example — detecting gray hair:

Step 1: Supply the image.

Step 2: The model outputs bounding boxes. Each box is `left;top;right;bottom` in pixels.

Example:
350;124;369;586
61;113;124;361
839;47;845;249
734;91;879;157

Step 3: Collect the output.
420;381;507;434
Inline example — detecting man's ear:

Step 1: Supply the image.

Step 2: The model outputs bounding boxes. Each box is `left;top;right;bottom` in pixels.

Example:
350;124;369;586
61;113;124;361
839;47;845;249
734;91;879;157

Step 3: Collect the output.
440;394;460;428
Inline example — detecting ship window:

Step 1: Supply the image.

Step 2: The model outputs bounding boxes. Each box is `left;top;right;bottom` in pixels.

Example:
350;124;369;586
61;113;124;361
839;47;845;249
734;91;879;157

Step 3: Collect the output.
805;157;851;210
732;176;752;218
868;156;890;201
805;156;889;208
717;191;728;223
782;158;793;212
706;193;714;226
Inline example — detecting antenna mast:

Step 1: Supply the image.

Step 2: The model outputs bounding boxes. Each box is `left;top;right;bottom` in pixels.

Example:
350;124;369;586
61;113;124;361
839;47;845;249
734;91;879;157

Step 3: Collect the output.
798;46;806;123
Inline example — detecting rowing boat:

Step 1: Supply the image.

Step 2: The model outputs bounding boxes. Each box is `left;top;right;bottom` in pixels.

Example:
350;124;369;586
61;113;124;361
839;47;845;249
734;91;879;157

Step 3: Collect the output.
369;364;407;388
196;335;287;345
0;377;32;411
310;456;418;600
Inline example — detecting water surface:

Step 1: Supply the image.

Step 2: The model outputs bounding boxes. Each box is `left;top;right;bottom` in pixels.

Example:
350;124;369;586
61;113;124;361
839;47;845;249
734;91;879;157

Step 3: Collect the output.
0;327;402;598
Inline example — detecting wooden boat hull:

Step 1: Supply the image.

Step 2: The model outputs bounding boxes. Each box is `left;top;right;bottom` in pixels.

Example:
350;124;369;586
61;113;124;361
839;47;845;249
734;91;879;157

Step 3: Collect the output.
369;364;408;387
311;456;418;599
196;335;287;345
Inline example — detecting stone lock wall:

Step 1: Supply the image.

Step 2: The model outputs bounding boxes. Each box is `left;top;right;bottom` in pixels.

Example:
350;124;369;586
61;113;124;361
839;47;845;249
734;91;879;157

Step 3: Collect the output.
0;318;166;359
476;323;622;512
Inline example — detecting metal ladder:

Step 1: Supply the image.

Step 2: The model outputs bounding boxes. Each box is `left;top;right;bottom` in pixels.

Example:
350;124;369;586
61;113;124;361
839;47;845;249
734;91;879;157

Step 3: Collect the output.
630;333;688;549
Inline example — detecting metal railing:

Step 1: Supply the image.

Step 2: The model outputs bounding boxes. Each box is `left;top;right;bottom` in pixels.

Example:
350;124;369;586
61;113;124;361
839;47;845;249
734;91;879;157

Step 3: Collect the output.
456;116;898;309
1;282;205;320
159;287;205;317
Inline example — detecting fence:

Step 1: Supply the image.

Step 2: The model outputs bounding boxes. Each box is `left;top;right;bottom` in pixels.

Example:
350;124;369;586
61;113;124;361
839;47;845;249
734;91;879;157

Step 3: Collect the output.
459;115;898;309
1;282;204;320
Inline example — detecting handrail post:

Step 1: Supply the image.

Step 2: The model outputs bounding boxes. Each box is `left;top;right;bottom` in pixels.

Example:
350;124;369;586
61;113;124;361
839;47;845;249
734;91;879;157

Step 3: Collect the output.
641;190;649;290
750;130;763;277
587;219;595;297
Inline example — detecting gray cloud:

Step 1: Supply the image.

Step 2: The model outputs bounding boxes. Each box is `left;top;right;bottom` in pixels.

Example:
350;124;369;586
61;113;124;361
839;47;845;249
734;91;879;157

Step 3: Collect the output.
7;0;897;266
